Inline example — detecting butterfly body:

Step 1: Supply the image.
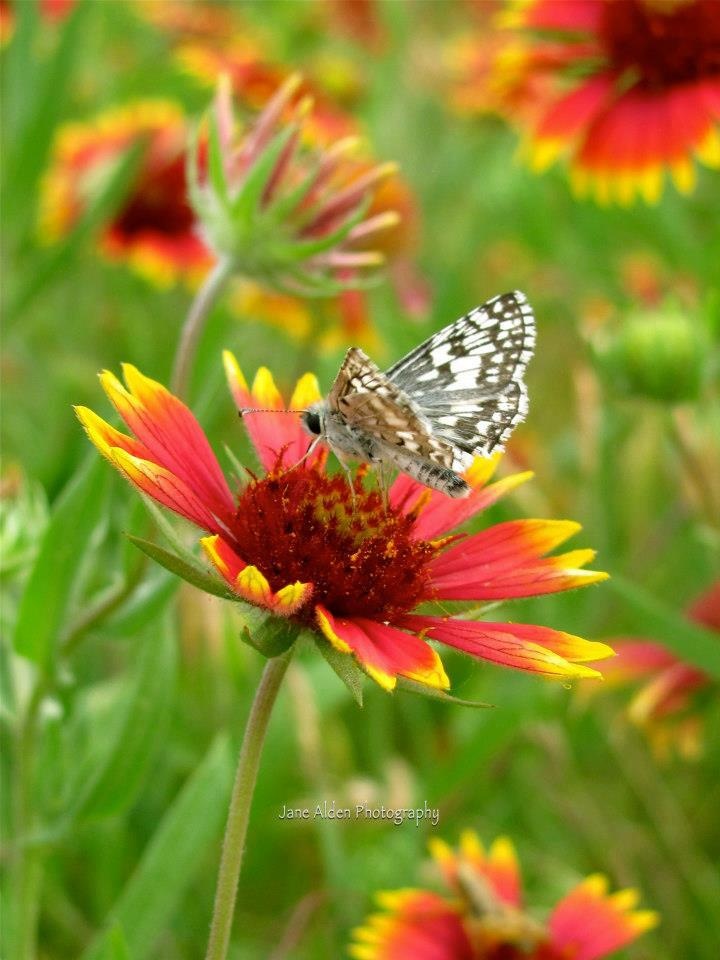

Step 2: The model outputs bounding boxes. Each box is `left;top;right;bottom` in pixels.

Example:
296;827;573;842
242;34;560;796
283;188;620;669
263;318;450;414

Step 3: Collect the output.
301;291;536;498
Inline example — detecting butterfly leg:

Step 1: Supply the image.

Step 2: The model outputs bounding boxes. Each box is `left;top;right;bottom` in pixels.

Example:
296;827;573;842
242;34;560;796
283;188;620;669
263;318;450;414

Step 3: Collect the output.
286;436;322;473
376;460;391;512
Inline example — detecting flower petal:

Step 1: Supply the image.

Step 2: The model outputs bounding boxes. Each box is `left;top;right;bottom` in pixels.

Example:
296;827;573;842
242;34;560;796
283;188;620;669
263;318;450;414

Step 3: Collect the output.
315;606;449;692
202;535;313;615
75;405;153;462
429;519;583;578
200;533;246;585
429;831;523;909
429;544;608;601
391;454;533;541
108;448;221;531
401;616;608;679
549;874;659;960
99;365;235;526
349;889;474;960
223;350;318;471
529;72;616;171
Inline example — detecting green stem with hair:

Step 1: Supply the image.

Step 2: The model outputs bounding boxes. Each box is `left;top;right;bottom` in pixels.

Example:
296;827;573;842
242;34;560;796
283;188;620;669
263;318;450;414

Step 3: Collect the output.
171;257;234;399
205;647;295;960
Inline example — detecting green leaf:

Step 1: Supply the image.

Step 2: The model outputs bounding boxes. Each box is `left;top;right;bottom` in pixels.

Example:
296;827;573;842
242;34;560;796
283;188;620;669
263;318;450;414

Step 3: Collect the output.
231;125;296;224
314;636;364;707
8;141;145;321
81;735;233;960
70;618;177;821
396;677;493;708
607;576;720;679
3;0;88;221
13;457;108;668
103;573;178;637
93;925;130;960
241;616;302;658
126;535;237;601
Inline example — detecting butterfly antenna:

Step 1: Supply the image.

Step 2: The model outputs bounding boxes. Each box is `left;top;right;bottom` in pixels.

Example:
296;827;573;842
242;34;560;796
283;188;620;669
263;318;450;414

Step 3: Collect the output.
239;407;307;416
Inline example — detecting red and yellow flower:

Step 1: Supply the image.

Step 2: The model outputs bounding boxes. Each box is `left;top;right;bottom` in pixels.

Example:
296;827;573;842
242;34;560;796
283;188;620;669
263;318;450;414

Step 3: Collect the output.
76;356;611;693
39;100;213;288
495;0;720;204
350;831;658;959
602;582;718;759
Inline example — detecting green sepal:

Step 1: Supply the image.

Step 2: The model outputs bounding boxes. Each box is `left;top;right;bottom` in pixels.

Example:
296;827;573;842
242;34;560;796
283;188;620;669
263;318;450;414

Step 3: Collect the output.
396;677;494;708
126;535;236;601
241;613;302;659
267;196;370;263
314;636;364;707
230;124;297;224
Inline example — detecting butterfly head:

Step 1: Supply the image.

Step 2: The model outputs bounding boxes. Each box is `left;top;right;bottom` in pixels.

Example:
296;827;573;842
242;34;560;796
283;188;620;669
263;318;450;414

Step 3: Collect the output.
300;403;325;438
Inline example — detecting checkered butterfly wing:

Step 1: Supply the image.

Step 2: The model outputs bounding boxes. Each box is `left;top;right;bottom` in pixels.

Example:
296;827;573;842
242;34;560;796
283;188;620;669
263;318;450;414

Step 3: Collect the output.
327;348;458;468
385;291;536;466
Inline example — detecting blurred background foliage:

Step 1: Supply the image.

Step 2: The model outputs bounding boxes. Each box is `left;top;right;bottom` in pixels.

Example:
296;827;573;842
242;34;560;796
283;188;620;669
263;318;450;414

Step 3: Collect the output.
1;2;719;959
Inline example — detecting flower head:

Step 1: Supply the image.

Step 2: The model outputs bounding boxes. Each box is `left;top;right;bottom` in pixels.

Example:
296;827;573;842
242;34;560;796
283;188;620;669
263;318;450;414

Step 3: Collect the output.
188;75;399;295
350;831;658;959
496;0;720;204
602;583;718;759
76;355;610;694
39;101;212;287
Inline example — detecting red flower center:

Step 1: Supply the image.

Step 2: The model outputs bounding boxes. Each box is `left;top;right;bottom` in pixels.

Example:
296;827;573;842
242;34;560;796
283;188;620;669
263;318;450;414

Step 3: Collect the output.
600;0;720;87
230;466;438;623
113;154;196;239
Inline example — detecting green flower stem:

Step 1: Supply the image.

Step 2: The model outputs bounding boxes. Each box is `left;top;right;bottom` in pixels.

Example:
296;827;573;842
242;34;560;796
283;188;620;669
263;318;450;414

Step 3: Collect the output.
205;648;294;960
171;257;234;399
11;681;46;960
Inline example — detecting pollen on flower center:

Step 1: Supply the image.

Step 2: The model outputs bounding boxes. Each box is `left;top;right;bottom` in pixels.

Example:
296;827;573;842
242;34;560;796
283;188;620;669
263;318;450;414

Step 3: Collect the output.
230;466;438;622
600;0;720;87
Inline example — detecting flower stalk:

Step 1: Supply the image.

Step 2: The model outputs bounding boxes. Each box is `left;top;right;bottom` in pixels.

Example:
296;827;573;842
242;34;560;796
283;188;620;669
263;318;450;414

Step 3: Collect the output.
205;646;296;960
171;256;234;399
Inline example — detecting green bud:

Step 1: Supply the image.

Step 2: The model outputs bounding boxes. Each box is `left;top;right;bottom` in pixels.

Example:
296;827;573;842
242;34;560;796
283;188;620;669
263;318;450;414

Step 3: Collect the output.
598;308;709;404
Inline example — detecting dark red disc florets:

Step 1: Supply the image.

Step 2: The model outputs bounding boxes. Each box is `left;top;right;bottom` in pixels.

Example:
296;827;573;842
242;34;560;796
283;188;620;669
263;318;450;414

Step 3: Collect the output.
230;466;438;623
600;0;720;88
113;154;195;239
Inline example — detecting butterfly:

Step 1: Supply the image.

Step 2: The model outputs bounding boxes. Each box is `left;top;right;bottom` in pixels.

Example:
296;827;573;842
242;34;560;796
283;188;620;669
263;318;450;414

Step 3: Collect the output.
300;290;536;498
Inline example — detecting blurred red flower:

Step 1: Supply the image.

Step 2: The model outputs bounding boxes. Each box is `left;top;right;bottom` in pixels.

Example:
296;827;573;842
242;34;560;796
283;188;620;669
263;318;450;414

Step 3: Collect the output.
39;101;212;287
496;0;720;204
350;831;658;959
603;582;719;759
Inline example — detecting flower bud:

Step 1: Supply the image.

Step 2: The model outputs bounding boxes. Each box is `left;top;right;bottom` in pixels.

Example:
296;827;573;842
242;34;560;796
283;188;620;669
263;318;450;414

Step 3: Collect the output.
187;74;398;296
596;307;709;404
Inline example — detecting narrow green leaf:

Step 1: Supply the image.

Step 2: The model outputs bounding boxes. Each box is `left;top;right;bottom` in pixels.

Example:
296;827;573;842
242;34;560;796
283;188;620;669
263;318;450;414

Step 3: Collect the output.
13;457;108;668
70;618;177;821
314;637;364;707
103;573;178;637
231;125;296;224
607;576;720;679
126;535;237;601
81;735;233;960
3;0;88;219
241;617;301;658
8;141;145;320
396;677;493;708
93;925;130;960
